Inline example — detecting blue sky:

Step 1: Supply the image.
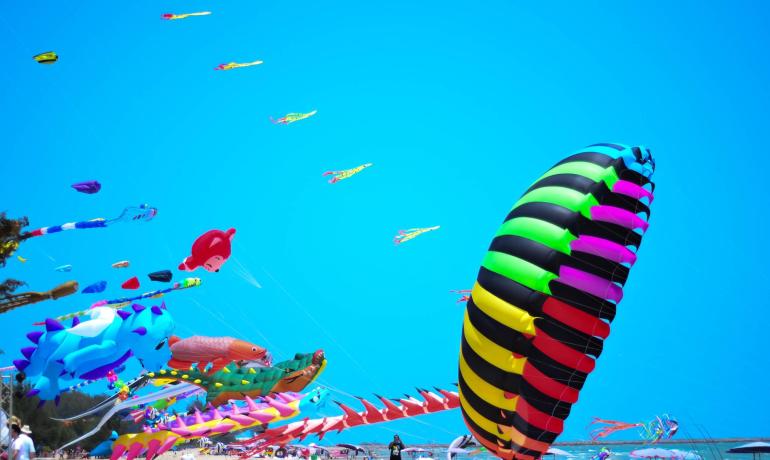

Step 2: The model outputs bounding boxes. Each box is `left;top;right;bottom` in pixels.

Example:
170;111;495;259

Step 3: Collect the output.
1;0;769;445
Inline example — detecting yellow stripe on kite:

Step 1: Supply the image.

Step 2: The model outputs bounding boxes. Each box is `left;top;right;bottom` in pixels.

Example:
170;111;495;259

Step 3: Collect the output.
463;313;526;375
471;283;537;335
458;388;512;442
459;351;518;411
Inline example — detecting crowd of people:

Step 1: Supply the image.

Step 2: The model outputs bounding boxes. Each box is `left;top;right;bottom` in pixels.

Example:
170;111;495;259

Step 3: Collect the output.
1;420;412;460
2;417;35;460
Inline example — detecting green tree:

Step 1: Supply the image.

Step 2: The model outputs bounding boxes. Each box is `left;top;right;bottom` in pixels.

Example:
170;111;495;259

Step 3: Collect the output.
10;383;137;454
0;212;28;267
0;212;29;299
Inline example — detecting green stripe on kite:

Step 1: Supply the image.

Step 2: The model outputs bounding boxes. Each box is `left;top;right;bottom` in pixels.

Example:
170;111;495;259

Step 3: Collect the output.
512;186;599;219
494;217;575;254
481;251;555;295
571;144;629;159
535;162;620;190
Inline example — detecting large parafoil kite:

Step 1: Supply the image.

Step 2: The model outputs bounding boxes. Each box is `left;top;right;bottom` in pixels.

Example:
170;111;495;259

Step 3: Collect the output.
457;143;655;460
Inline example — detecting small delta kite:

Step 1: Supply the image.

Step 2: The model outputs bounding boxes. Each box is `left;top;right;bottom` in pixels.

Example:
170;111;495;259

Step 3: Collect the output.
270;110;317;125
214;60;263;71
393;226;440;245
33;51;58;64
71;181;101;194
323;163;372;184
450;289;471;303
161;11;211;20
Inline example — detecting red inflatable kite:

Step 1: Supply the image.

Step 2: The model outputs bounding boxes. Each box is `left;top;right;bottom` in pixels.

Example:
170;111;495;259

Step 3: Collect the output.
179;228;236;272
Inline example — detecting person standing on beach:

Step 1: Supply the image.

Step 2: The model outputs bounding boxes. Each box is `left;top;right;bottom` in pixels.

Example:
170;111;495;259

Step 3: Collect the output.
10;425;35;460
388;435;405;460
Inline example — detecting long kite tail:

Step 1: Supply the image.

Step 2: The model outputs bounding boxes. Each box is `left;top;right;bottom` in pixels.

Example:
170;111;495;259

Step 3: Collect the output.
53;374;152;421
589;418;645;440
33;278;201;325
235;387;459;457
21;219;107;240
56;382;197;450
20;205;155;241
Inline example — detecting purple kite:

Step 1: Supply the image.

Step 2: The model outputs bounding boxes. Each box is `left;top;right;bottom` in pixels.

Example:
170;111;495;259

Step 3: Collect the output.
71;181;102;194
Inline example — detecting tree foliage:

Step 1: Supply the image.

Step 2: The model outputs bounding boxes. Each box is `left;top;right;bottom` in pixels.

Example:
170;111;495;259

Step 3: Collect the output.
0;212;28;268
10;383;137;454
0;212;29;299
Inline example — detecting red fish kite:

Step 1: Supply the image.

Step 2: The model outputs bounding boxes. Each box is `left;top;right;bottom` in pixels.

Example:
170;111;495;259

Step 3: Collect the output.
168;335;267;374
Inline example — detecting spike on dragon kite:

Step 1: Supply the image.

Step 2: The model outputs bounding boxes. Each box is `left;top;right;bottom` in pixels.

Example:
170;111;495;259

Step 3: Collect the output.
56;350;325;430
270;110;317;125
323;163;372;184
102;389;329;460
393;226;440;245
233;387;460;456
162;11;211;20
214;61;263;71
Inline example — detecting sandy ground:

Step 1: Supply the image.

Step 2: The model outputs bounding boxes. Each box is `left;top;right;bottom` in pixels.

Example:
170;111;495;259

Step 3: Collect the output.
155;449;240;460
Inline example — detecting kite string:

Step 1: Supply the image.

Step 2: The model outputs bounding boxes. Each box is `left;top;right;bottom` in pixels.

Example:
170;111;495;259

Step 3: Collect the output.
190;298;285;361
260;267;380;389
190;298;254;342
230;256;263;289
227;301;285;357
